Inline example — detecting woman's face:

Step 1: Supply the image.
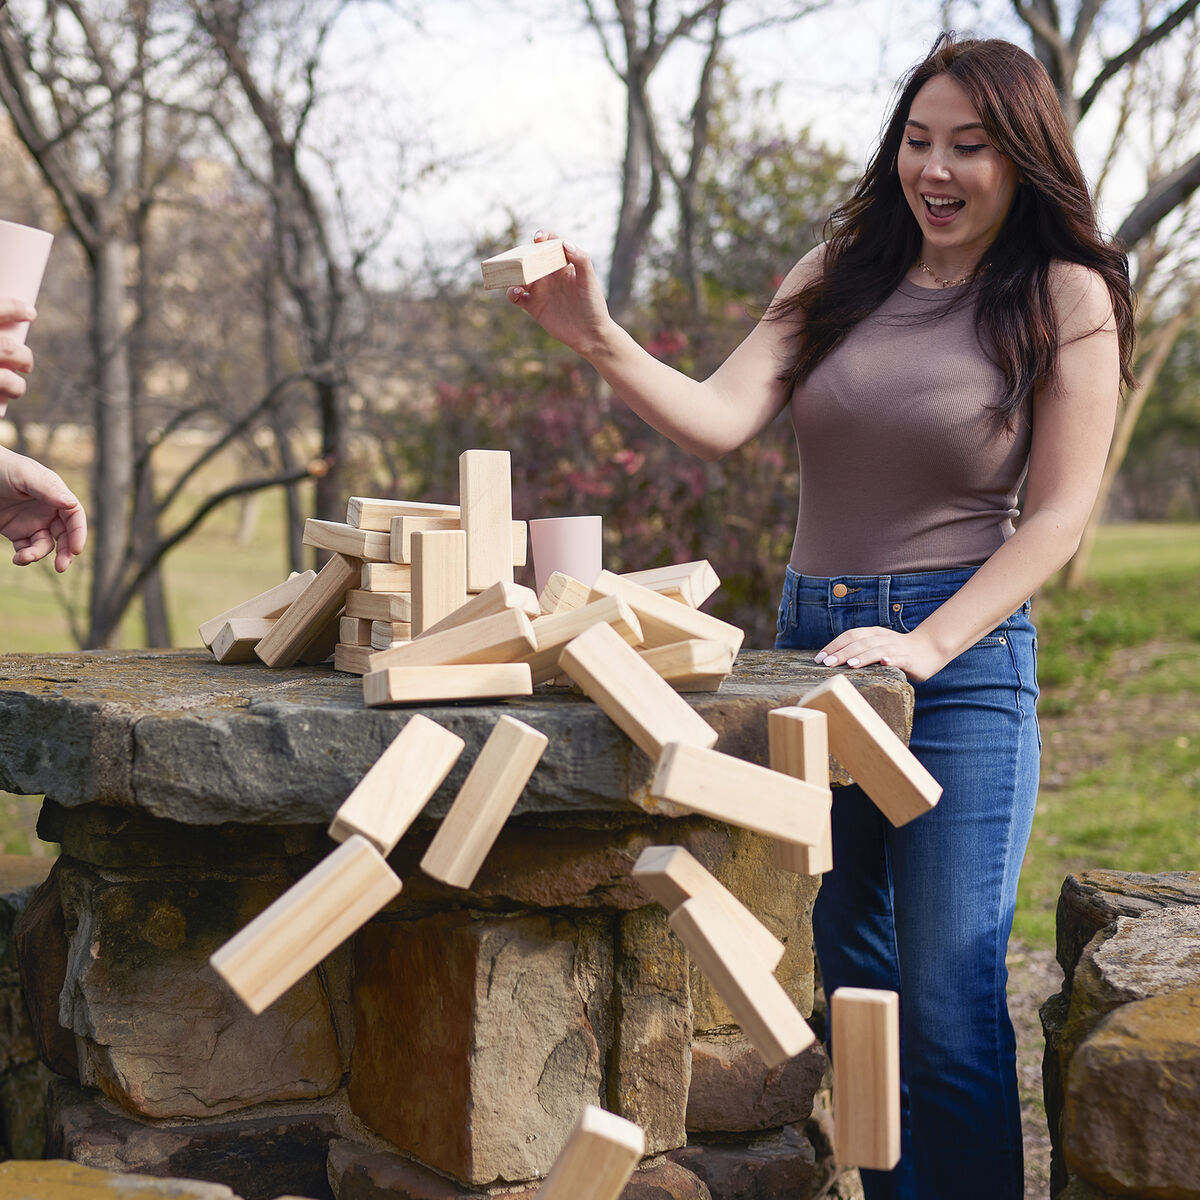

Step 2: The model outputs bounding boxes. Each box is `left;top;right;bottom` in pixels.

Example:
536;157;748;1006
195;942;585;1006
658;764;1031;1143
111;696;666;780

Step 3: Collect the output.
897;74;1018;268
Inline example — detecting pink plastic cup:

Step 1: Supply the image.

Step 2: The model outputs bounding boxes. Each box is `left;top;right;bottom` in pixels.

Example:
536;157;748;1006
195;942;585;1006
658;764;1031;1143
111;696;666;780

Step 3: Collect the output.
0;219;53;419
529;515;603;595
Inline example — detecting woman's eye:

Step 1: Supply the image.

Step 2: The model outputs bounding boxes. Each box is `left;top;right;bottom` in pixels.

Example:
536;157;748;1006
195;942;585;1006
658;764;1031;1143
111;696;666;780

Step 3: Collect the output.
956;144;987;154
904;137;928;149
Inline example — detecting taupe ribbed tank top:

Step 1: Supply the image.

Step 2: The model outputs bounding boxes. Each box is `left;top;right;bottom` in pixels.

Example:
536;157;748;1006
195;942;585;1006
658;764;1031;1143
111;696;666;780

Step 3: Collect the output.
788;279;1032;576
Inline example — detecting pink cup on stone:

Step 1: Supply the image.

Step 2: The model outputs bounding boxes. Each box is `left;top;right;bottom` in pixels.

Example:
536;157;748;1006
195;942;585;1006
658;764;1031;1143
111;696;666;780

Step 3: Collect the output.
529;515;603;595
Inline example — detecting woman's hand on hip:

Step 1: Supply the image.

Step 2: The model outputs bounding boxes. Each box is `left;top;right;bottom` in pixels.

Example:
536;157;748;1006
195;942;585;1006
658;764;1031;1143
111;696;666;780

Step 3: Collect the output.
813;626;948;683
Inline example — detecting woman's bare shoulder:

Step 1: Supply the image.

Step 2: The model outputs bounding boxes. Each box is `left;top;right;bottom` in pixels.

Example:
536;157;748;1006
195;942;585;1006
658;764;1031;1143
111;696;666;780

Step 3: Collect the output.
1047;260;1117;337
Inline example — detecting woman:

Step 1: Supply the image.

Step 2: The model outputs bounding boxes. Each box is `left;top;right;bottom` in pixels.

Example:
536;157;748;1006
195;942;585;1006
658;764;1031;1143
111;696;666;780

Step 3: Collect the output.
0;295;87;572
509;33;1132;1199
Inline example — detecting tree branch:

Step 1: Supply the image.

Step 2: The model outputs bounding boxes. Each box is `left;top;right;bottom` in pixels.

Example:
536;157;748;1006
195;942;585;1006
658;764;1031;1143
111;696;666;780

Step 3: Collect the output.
1115;148;1200;248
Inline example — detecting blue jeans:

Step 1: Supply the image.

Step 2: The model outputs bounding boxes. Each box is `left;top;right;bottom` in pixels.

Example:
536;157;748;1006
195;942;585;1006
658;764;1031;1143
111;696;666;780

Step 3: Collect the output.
775;566;1040;1200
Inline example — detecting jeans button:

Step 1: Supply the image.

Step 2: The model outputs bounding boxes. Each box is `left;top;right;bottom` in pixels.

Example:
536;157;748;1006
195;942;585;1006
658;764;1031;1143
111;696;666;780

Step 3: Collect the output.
892;603;901;612
833;583;849;598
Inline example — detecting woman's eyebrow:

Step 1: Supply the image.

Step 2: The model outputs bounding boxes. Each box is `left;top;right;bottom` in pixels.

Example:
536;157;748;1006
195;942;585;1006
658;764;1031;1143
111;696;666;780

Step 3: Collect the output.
905;118;988;133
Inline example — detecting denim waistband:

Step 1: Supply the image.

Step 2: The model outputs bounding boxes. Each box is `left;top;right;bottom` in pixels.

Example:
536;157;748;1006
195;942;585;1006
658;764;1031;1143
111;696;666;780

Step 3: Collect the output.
783;564;987;625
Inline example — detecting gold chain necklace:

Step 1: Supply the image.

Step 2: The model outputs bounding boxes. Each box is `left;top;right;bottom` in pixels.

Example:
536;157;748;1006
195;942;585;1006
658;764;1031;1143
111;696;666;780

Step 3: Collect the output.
917;260;971;288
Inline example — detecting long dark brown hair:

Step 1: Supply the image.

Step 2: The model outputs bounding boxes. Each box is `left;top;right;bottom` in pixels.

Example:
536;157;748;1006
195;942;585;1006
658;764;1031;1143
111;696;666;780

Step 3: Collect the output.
774;34;1135;425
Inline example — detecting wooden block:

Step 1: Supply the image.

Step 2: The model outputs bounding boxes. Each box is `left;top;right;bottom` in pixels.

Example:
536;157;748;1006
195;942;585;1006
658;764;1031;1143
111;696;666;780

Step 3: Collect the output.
521;596;643;685
345;589;412;623
390;515;528;566
559;623;717;761
361;562;413;591
539;571;593;616
621;560;720;608
632;845;784;970
480;238;567;290
534;1104;645;1200
198;571;316;647
459;449;513;592
347;496;460;531
799;674;941;827
420;715;549;888
650;742;832;844
588;570;744;657
303;518;392;562
211;617;276;664
297;608;342;664
669;892;815;1069
367;606;536;672
334;643;376;675
370;620;413;650
328;713;465;854
831;987;901;1170
256;553;360;668
411;529;468;636
210;834;401;1015
340;616;374;646
638;639;733;692
769;707;833;875
362;663;534;706
419;579;540;640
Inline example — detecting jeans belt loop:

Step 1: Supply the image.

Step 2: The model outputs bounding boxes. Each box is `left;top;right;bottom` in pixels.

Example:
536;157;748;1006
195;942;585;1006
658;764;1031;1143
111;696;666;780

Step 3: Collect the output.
879;575;891;626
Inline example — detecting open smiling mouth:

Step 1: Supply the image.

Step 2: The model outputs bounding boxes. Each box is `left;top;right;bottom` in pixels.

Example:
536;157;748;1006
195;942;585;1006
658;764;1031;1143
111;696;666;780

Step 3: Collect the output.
924;196;965;216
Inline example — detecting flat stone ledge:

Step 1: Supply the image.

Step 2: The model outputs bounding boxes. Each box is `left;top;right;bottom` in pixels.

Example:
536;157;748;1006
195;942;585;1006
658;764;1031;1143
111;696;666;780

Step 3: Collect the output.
0;650;912;827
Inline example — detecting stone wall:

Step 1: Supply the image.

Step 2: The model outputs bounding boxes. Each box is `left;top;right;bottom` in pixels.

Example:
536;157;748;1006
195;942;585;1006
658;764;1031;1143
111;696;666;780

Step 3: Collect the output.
1041;869;1200;1200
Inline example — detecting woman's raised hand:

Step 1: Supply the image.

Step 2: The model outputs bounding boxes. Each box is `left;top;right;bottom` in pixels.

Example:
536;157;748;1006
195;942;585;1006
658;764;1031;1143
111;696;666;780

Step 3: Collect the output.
506;231;614;361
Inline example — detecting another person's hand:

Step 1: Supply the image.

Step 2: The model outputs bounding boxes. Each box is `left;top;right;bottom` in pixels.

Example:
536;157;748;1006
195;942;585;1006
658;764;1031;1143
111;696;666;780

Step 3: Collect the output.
813;625;948;683
0;445;87;571
0;297;37;419
506;231;614;360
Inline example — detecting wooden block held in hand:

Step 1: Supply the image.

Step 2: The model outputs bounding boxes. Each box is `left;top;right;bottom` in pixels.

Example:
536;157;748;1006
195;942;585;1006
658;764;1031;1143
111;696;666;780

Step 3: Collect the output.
559;622;717;760
328;713;465;854
347;496;460;531
369;606;536;671
650;742;831;845
589;570;744;657
459;449;513;591
638;639;733;692
769;707;833;875
831;987;901;1171
421;715;549;888
345;589;412;624
212;617;276;664
632;845;784;969
800;674;941;826
669;892;815;1069
210;834;401;1015
419;580;540;640
362;663;534;706
521;596;643;684
539;571;593;615
303;518;392;562
480;238;568;290
198;571;316;647
621;560;720;608
534;1104;645;1200
256;554;360;668
411;529;468;636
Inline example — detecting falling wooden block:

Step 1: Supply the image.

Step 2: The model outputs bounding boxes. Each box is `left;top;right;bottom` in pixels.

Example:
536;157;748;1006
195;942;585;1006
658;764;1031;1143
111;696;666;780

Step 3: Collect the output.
539;571;593;615
411;529;468;636
390;515;528;566
559;622;717;760
340;616;374;647
368;606;536;671
650;742;832;844
361;562;413;592
421;715;549;888
831;987;901;1171
621;560;720;608
198;571;316;647
256;553;360;668
345;589;412;624
638;640;733;692
632;845;784;970
769;707;833;875
799;674;941;826
480;238;568;290
521;596;643;685
328;714;465;854
419;580;540;640
211;617;276;664
302;518;392;562
210;834;401;1015
534;1104;645;1200
362;663;534;706
370;620;413;650
589;570;744;657
347;496;460;531
669;892;815;1069
334;644;376;675
459;449;513;592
